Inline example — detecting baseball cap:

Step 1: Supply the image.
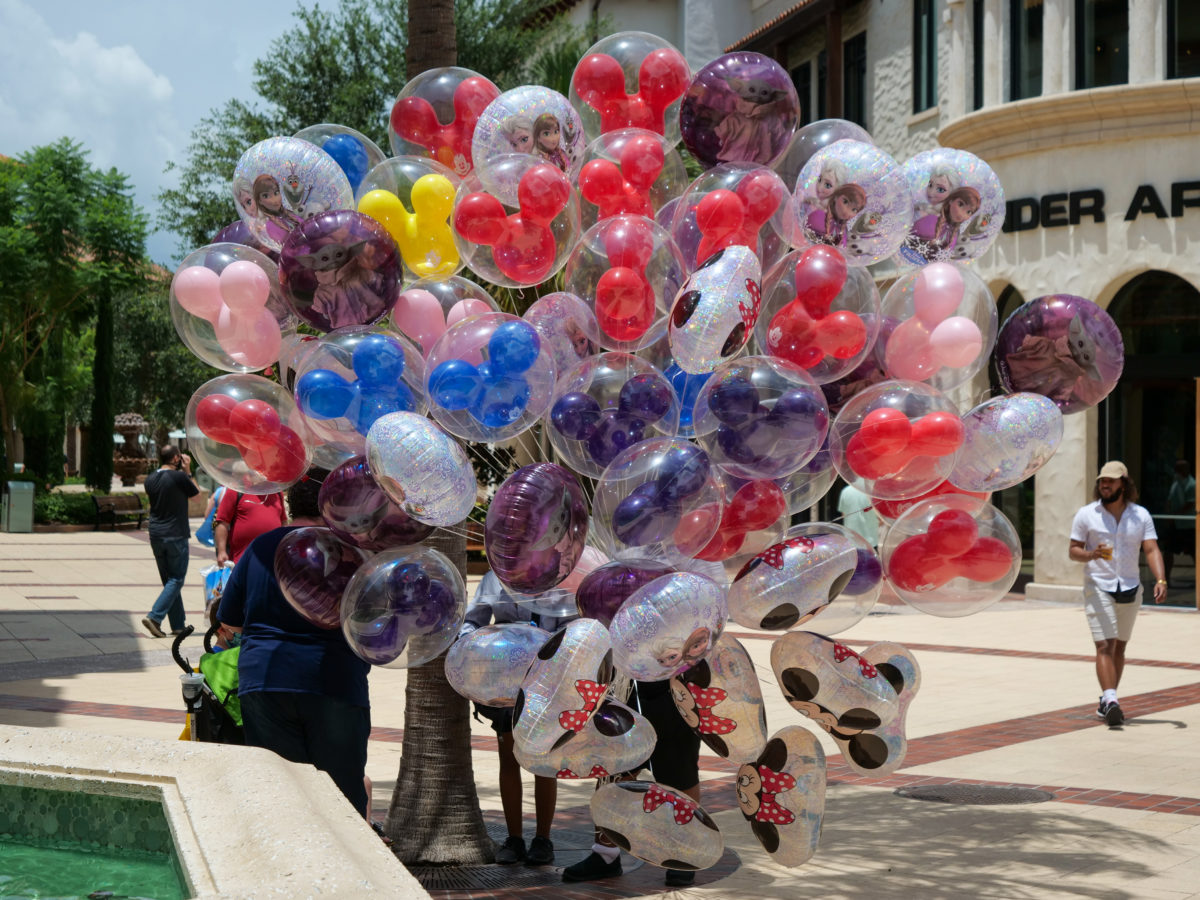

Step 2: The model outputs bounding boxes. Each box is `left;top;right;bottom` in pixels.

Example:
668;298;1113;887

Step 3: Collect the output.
1097;461;1128;480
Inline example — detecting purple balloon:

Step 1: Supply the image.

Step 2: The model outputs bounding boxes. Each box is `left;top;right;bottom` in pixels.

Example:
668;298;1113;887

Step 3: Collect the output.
680;52;800;169
278;209;400;333
576;559;674;626
274;526;368;629
619;374;672;420
551;392;601;440
320;455;434;551
845;546;883;595
212;219;279;262
994;294;1124;414
711;379;828;478
485;463;589;594
586;411;647;468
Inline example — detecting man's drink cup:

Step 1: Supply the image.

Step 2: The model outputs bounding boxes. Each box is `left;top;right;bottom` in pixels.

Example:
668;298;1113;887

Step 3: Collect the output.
1097;543;1112;560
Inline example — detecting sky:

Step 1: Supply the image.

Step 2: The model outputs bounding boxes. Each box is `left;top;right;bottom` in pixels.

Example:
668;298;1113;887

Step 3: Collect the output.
0;0;308;266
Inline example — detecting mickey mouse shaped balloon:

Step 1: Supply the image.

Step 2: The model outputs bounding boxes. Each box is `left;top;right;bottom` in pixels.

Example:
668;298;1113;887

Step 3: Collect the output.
388;67;501;176
356;157;462;281
426;313;556;442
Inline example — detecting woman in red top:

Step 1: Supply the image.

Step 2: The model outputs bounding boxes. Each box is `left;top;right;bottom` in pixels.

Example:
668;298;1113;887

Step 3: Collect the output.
214;491;287;566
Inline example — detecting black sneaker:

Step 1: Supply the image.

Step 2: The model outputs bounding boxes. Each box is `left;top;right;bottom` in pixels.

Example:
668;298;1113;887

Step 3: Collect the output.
562;851;621;882
1101;700;1125;726
526;835;554;866
1096;696;1106;719
495;835;525;865
665;869;696;886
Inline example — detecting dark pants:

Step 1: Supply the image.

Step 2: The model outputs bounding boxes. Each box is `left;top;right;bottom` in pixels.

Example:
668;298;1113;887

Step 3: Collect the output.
240;691;371;815
148;536;189;630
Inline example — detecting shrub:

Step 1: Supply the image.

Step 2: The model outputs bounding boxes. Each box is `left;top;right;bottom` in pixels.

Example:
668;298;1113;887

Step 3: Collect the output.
33;492;104;525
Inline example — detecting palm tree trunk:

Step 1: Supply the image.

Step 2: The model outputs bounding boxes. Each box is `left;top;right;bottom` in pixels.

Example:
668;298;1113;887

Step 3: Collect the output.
384;527;494;865
406;0;457;78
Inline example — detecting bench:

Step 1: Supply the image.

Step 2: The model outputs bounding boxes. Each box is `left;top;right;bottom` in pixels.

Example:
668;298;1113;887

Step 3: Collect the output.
93;494;146;531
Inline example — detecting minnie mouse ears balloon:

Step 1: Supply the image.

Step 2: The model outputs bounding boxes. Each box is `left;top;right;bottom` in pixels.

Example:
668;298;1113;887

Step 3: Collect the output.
389;67;500;176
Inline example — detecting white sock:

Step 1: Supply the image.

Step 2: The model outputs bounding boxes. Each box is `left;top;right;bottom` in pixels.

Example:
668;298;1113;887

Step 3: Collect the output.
1102;689;1118;704
592;843;620;863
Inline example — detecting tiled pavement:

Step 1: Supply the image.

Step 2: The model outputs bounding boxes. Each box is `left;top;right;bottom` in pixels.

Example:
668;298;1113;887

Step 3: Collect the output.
2;529;1200;898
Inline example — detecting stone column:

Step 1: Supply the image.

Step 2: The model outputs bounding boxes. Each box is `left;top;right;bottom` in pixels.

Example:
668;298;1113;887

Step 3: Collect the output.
983;0;1003;107
946;0;968;118
1129;0;1165;83
1042;0;1071;95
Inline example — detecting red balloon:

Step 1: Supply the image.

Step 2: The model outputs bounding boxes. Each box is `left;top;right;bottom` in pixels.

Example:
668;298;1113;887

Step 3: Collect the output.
697;479;786;562
925;509;978;557
857;408;911;456
255;426;308;483
390;76;499;173
909;412;964;456
229;399;282;450
794;246;847;318
694;172;784;265
958;536;1013;582
454;164;570;284
596;267;656;341
873;479;990;521
195;394;239;444
886;534;932;591
572;49;689;135
818;311;868;359
579;136;663;220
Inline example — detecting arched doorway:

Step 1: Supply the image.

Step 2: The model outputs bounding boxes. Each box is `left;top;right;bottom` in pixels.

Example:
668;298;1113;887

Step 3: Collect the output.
1103;270;1200;595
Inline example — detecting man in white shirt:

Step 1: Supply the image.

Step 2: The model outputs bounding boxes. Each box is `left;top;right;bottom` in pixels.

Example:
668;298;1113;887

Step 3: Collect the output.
1068;461;1167;726
837;482;879;547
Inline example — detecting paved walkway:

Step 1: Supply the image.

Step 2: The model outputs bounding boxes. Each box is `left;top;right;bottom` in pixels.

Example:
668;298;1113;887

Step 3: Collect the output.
1;527;1199;899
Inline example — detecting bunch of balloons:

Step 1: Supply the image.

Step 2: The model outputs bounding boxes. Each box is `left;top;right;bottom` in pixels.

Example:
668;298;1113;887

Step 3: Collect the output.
163;27;1127;877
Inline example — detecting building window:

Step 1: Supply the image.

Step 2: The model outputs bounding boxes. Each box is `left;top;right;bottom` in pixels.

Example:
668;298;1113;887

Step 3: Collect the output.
843;32;868;130
913;0;938;112
1075;0;1128;88
972;0;985;110
791;60;813;127
1010;0;1043;100
817;50;828;120
1168;0;1200;79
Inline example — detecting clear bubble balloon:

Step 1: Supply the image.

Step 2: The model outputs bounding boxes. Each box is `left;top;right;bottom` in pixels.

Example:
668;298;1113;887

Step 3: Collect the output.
898;148;1005;266
680;52;799;169
355;156;463;281
388;67;500;176
186;374;313;494
364;412;477;526
426;312;557;442
453;156;581;288
391;275;499;358
169;244;297;373
792;140;911;266
773;118;873;192
994;294;1124;414
828;380;963;501
565;214;686;352
775;441;837;515
232;136;354;251
735;727;827;869
524;292;600;375
341;546;466;667
570;32;692;146
319;454;435;551
757;246;882;384
692;356;829;481
547;352;680;479
579;128;689;229
472;86;586;187
950;392;1063;492
274;526;368;629
592;438;723;565
294;123;387;195
609;571;726;681
882;494;1021;616
877;262;997;391
294;327;426;468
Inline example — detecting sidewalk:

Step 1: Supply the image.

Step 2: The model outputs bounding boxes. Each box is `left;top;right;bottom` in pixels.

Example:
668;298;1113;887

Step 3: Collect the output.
1;527;1199;899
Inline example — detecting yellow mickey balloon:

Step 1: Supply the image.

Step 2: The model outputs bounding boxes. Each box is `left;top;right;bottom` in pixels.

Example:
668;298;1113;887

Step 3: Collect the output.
358;174;460;279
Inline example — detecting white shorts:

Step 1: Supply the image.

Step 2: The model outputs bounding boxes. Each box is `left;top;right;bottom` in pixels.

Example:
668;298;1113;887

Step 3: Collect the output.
1084;580;1143;642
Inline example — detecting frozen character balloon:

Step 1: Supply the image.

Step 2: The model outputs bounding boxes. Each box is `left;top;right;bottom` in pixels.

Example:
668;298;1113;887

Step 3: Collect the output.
994;295;1124;414
899;148;1005;265
472;87;586;187
793;141;911;267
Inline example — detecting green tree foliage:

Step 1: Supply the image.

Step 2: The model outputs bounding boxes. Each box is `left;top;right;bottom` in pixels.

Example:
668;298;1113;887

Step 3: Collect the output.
0;141;148;484
158;0;579;256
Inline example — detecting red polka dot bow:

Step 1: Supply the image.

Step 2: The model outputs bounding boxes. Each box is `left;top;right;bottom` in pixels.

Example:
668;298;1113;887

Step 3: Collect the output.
643;785;698;825
687;684;737;735
557;765;610;779
756;535;816;570
557;679;609;732
753;764;797;825
833;642;878;679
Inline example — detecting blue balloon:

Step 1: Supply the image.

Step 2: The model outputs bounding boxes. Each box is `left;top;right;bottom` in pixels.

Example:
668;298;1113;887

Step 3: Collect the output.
664;363;711;429
297;369;357;419
428;323;541;429
323;133;370;193
429;359;480;411
488;320;541;375
353;334;407;386
297;336;416;436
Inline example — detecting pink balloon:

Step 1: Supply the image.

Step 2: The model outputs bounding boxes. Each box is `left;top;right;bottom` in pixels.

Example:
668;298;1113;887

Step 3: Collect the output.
912;263;964;325
884;318;937;381
929;316;983;368
215;307;282;368
558;546;608;594
446;298;492;328
174;266;224;321
392;289;446;353
219;260;272;314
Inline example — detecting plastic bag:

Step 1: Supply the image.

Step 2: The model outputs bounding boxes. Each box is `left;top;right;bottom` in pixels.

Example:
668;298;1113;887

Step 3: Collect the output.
201;563;235;617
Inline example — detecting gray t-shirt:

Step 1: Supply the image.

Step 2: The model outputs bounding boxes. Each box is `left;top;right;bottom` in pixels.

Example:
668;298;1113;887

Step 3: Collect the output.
145;468;198;540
